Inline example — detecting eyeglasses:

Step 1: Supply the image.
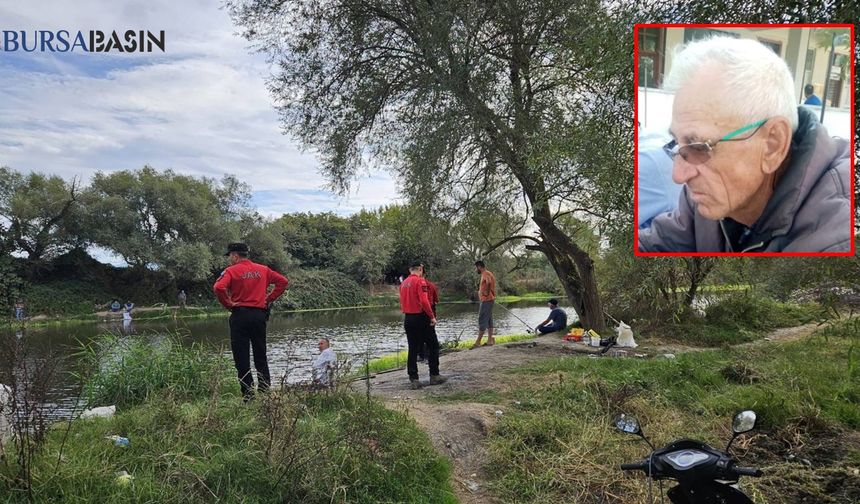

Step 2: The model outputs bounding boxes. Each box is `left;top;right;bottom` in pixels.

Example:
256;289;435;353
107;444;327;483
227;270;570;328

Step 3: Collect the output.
663;118;768;165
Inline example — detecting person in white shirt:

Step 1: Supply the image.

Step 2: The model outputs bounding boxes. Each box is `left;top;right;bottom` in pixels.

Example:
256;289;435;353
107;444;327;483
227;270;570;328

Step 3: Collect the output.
312;338;337;386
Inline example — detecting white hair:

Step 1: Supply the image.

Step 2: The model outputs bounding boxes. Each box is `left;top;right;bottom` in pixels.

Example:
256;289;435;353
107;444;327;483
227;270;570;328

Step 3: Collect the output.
663;36;798;132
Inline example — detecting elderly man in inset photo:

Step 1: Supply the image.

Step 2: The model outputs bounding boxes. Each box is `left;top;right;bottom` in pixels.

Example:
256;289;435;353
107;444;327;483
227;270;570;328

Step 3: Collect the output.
638;36;851;253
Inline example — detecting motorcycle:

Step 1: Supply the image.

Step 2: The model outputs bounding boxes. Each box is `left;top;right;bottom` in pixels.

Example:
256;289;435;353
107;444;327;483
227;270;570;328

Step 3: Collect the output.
614;410;763;503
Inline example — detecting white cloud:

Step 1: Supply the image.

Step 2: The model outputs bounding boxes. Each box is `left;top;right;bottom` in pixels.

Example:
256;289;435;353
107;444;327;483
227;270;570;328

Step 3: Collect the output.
0;0;400;213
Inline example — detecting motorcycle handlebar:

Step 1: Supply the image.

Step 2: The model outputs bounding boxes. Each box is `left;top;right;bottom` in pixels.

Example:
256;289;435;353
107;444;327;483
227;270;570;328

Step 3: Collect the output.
620;460;647;471
731;465;763;477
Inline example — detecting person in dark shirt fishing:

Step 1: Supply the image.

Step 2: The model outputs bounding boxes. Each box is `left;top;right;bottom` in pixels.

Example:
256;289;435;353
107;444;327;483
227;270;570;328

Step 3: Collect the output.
535;298;568;334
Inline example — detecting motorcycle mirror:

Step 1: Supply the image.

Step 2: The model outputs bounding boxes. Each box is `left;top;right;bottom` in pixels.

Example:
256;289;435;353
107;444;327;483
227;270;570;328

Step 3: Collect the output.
726;410;757;453
614;413;641;436
732;410;757;434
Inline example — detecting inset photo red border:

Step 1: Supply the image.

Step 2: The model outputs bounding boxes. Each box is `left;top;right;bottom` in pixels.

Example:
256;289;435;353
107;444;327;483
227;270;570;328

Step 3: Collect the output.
634;24;855;257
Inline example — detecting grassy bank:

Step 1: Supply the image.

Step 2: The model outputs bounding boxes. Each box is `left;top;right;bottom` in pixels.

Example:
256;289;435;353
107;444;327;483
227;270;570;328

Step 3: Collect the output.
1;337;455;503
658;295;821;346
474;317;860;503
1;393;454;503
362;332;539;375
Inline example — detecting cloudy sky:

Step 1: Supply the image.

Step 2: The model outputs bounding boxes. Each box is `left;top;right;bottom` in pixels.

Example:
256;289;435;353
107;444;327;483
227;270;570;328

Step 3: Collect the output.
0;0;401;217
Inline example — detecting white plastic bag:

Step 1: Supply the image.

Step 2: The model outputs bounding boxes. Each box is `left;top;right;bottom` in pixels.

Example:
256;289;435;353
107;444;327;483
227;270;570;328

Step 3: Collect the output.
615;321;637;348
81;405;116;420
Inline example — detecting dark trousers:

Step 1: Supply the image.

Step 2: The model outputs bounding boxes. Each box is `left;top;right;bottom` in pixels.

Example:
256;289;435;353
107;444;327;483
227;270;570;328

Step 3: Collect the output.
229;307;270;397
538;322;564;334
404;313;440;380
417;306;437;361
416;327;437;360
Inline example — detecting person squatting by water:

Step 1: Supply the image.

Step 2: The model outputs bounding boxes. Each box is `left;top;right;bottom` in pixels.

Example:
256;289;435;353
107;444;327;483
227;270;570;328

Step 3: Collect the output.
399;262;446;390
471;260;496;348
213;242;289;401
535;298;568;334
312;338;337;387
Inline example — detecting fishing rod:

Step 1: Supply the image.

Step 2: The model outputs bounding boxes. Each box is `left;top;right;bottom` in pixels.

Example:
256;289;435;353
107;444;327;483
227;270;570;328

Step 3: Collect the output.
604;309;621;326
496;302;535;332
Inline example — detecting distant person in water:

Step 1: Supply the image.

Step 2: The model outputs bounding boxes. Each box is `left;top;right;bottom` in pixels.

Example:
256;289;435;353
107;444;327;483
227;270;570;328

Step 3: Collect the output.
124;301;134;313
535;299;568;334
110;300;121;312
13;299;25;321
178;290;187;309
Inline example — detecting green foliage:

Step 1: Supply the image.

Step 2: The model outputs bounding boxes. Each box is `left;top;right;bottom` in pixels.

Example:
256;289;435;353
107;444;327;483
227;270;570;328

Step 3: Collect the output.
0;166;82;262
228;0;634;331
746;253;860;301
82;167;274;283
281;269;370;310
342;231;393;286
277;212;355;270
2;336;455;504
80;334;229;408
1;390;454;503
25;280;109;316
0;257;26;316
646;294;820;347
704;293;818;332
489;327;860;503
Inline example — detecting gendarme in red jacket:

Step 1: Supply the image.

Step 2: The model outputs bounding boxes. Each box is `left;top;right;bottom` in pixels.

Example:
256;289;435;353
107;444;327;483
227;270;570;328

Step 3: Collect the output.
213;242;288;401
213;259;288;309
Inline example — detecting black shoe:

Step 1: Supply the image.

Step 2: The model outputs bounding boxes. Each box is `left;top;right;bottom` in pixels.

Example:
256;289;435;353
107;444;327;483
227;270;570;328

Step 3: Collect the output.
410;379;423;390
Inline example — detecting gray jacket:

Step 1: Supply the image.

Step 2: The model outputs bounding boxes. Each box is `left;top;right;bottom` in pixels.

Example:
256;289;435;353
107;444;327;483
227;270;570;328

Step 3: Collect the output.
639;107;851;253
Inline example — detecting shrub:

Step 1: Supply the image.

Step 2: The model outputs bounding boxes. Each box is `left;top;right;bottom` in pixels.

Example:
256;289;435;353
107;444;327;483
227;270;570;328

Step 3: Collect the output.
80;334;229;408
25;280;110;316
705;293;817;331
280;269;369;310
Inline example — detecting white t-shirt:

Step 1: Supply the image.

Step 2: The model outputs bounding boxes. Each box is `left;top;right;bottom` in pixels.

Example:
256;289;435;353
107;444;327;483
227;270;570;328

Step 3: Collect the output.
312;348;337;385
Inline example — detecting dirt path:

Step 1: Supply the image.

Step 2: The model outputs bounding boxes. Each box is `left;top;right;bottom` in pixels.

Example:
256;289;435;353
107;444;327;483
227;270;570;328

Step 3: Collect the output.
355;323;823;503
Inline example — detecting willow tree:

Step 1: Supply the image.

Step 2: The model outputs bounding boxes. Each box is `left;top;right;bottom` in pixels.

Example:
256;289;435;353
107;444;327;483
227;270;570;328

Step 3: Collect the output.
229;0;638;330
0;166;82;263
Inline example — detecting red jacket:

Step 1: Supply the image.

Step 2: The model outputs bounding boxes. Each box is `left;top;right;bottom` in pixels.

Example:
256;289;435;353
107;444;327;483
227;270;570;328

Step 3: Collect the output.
213;259;288;310
426;279;439;314
399;274;434;318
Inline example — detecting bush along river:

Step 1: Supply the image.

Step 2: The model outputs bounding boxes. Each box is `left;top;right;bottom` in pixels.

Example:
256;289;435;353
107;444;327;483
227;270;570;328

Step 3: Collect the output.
3;299;574;418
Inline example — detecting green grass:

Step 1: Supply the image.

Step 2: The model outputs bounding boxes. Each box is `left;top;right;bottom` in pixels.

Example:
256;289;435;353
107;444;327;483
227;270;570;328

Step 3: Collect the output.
79;334;229;408
483;317;860;503
655;295;821;347
362;332;537;374
1;392;456;503
2;337;456;504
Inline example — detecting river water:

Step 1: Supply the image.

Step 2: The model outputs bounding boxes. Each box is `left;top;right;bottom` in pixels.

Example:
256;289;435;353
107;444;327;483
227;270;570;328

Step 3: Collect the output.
3;300;574;417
